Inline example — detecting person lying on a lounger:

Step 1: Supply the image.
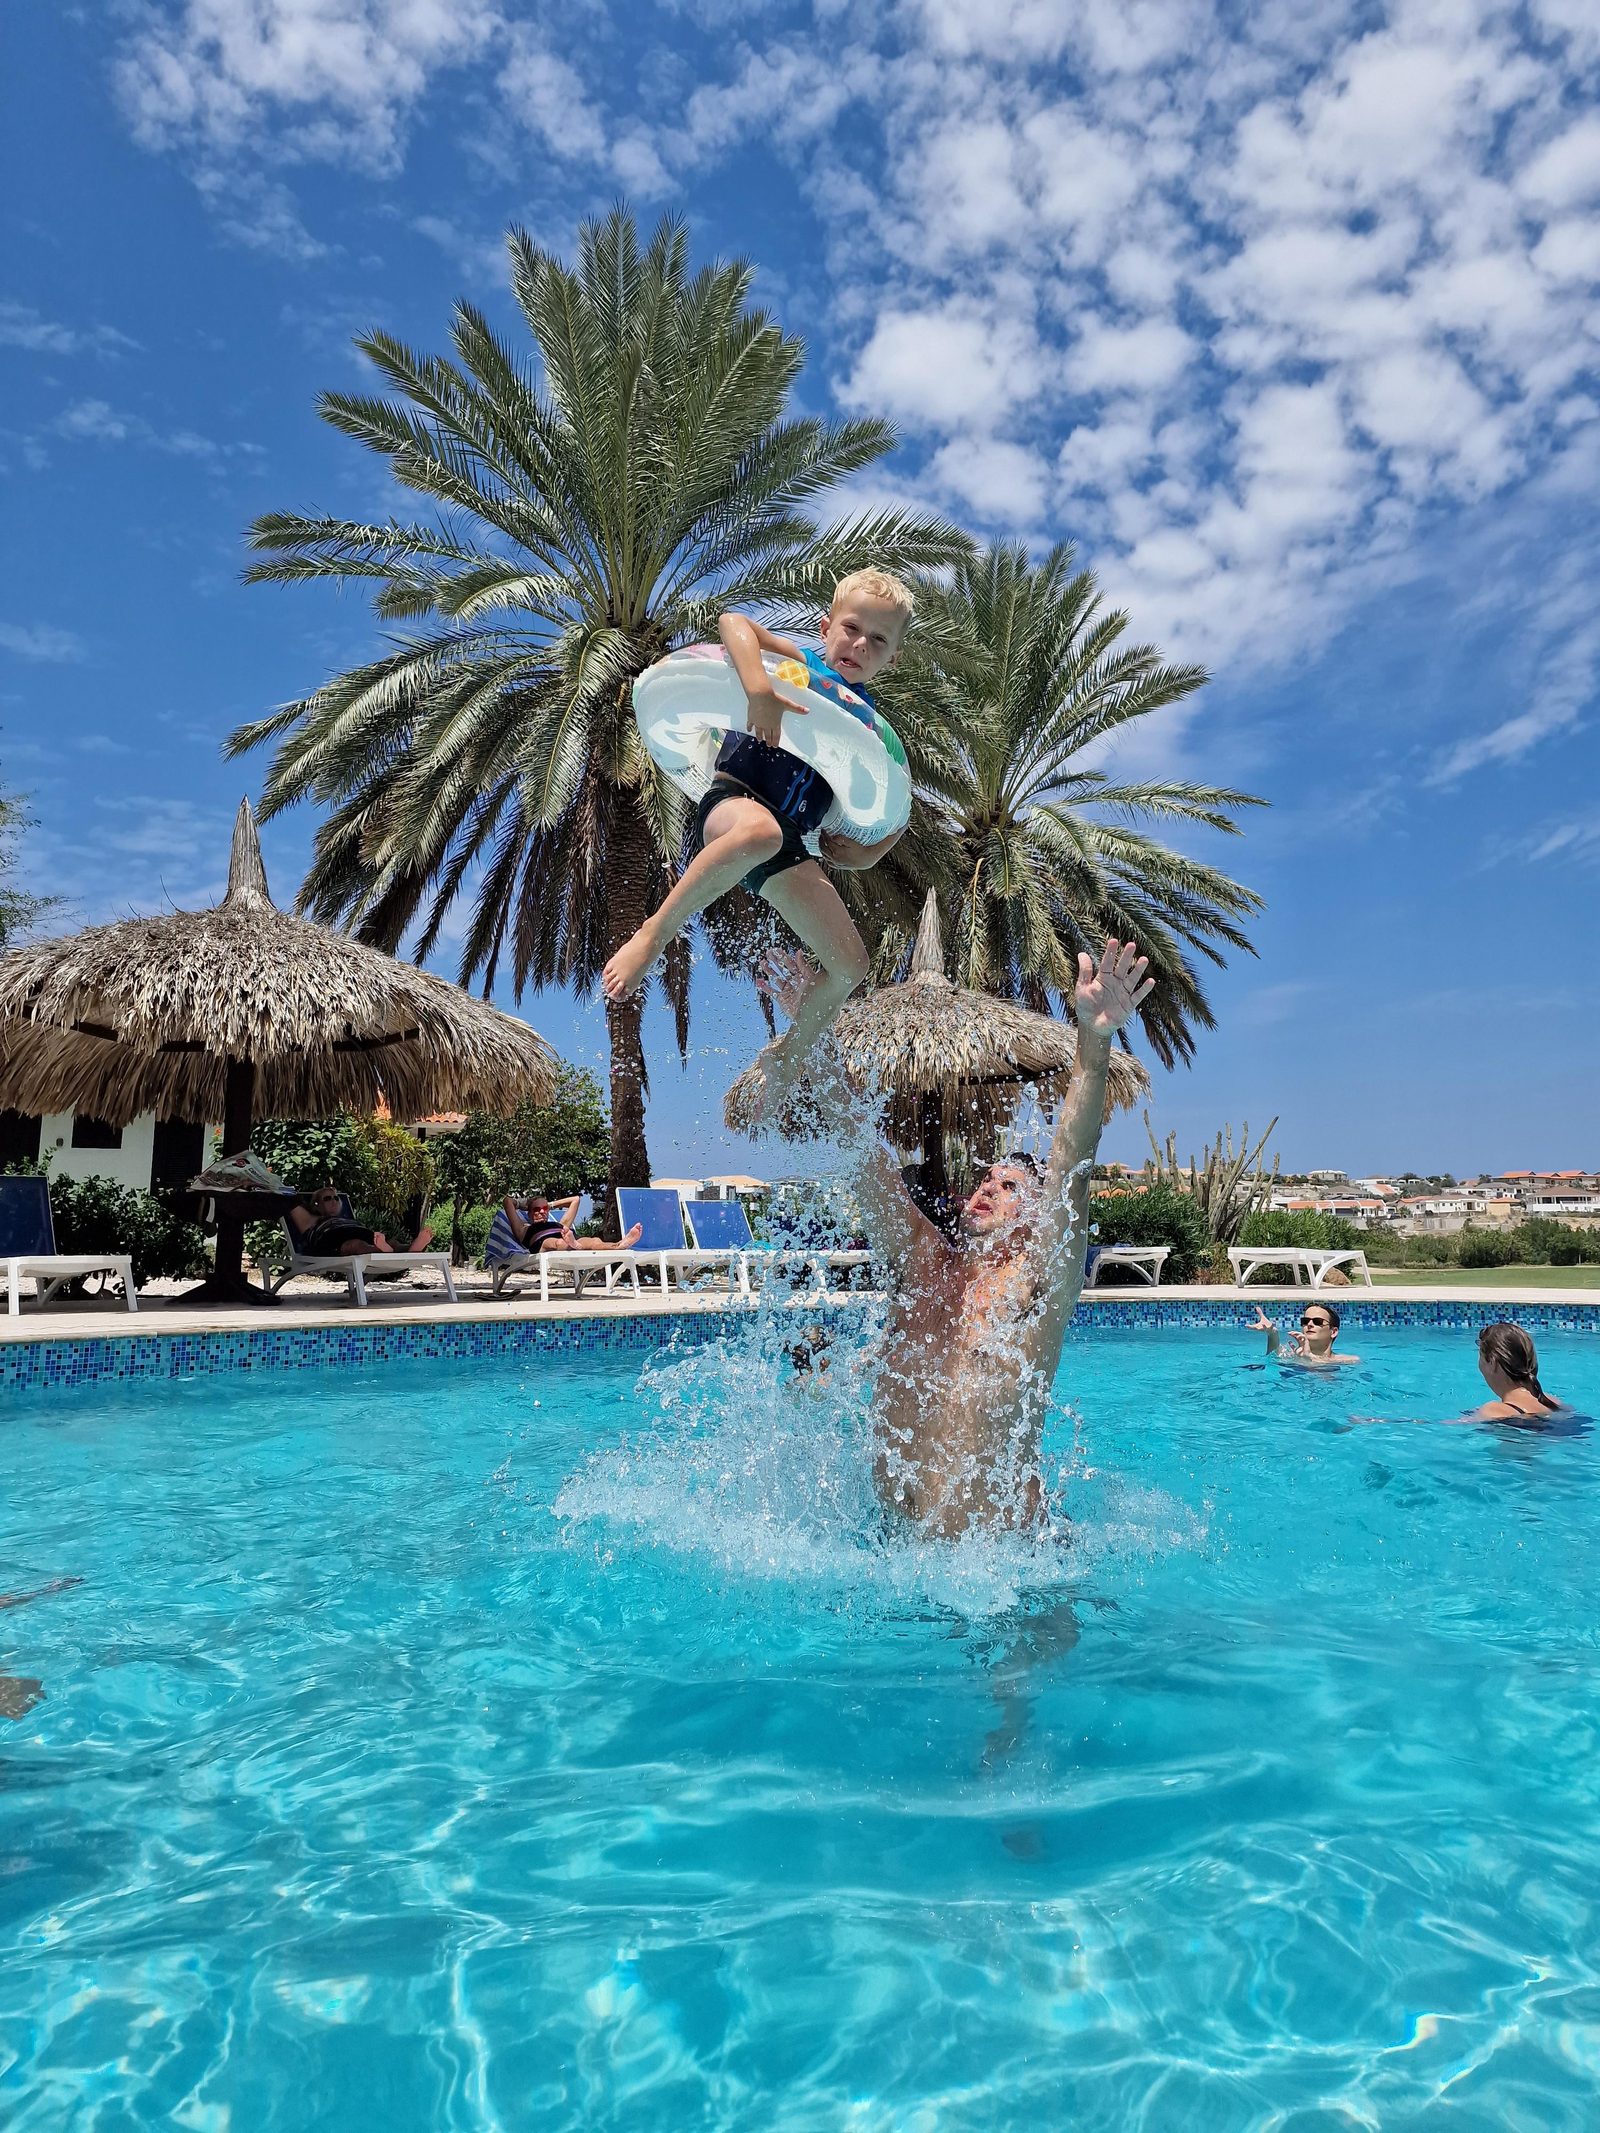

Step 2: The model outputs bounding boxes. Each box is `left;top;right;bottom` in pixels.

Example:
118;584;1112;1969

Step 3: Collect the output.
485;1193;643;1268
288;1186;435;1259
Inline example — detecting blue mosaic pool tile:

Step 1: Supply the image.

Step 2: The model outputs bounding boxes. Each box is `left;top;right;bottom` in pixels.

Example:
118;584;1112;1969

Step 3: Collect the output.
1;1294;1594;1398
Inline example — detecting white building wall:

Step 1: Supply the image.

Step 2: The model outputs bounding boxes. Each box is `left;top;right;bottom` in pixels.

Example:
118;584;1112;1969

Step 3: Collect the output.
40;1111;158;1191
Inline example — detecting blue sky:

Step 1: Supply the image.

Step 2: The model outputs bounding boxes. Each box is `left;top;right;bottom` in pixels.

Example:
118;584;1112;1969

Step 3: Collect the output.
2;0;1597;1178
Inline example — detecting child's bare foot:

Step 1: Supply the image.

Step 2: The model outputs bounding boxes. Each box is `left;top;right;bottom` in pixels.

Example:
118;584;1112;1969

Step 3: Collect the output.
601;928;660;1001
746;1038;802;1124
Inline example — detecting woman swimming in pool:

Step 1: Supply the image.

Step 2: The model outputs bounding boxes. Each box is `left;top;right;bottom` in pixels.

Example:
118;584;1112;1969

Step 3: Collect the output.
1465;1321;1564;1426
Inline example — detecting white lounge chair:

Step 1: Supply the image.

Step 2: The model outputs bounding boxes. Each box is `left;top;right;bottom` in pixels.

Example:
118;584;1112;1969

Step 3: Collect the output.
618;1188;750;1296
269;1195;457;1307
1228;1245;1372;1288
0;1177;137;1316
1085;1243;1171;1287
685;1198;869;1296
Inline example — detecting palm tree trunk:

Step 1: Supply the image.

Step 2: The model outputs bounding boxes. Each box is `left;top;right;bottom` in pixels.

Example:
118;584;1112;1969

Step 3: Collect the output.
601;828;656;1219
918;1092;947;1198
605;989;653;1212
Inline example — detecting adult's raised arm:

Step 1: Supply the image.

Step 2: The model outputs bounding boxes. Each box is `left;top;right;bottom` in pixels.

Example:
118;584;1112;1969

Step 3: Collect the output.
1033;941;1154;1315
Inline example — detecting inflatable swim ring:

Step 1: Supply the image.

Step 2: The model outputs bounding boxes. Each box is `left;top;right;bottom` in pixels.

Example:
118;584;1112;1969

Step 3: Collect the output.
632;645;911;841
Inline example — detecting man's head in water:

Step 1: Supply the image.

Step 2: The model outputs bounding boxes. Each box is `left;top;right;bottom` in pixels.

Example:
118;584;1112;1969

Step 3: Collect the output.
960;1155;1040;1242
1296;1302;1341;1358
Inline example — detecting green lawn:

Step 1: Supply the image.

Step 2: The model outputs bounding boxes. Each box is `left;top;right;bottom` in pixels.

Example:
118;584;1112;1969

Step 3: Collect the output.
1369;1264;1600;1290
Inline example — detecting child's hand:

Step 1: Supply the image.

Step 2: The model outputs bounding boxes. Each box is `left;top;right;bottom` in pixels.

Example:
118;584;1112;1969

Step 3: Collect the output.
1249;1307;1275;1332
745;681;803;749
818;828;868;868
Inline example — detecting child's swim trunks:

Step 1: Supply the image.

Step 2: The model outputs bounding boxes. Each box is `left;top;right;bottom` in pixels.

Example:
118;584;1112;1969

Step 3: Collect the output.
694;649;877;892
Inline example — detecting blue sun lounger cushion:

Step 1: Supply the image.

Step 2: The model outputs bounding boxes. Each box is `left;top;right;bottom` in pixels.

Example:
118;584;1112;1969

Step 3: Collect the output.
683;1200;755;1251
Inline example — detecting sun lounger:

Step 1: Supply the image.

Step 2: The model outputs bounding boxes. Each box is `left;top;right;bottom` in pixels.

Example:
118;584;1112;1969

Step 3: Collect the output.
618;1188;750;1296
1227;1245;1372;1289
685;1199;869;1296
482;1204;637;1301
0;1176;138;1316
269;1194;457;1307
1085;1243;1171;1287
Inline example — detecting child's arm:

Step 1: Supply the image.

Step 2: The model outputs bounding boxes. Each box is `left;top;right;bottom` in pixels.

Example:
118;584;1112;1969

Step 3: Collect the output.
719;612;805;747
817;823;907;872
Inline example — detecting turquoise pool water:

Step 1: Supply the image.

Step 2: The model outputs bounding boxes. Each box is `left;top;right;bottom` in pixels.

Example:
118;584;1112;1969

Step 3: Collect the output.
2;1320;1598;2129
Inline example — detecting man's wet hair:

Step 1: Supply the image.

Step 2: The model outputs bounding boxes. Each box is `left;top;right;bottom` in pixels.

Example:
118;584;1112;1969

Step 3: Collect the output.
985;1151;1040;1179
787;1324;832;1373
1305;1302;1341;1333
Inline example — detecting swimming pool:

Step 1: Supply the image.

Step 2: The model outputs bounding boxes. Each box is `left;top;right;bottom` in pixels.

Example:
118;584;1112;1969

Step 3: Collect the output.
3;1316;1598;2129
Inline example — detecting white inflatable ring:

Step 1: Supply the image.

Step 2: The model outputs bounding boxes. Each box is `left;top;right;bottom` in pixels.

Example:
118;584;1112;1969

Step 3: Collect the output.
632;645;911;841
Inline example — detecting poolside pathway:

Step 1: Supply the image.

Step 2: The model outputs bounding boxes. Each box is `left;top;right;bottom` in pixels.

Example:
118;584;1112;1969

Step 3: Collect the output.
3;1278;1593;1344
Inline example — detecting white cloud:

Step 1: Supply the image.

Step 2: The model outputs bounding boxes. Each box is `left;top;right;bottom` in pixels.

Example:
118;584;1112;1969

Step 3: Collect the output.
927;435;1049;522
0;623;87;663
1520;115;1600;210
1525;814;1600;866
51;398;254;467
411;214;509;284
114;0;500;169
843;304;1043;429
498;30;608;164
192;167;330;261
1429;558;1599;782
1066;320;1196;394
1533;217;1600;281
0;304;137;357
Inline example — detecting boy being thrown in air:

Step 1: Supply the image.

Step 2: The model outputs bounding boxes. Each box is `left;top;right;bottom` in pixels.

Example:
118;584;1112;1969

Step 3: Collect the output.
601;569;914;1113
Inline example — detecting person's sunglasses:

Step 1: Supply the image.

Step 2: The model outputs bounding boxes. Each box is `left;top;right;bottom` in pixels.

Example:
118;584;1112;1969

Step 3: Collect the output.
1300;1314;1330;1327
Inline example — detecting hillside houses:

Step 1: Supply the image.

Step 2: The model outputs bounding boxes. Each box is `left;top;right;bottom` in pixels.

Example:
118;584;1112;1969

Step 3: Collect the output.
1265;1168;1600;1234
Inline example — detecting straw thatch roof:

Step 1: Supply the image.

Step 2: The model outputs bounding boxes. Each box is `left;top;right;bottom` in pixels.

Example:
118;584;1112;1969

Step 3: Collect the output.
0;800;557;1126
725;890;1148;1147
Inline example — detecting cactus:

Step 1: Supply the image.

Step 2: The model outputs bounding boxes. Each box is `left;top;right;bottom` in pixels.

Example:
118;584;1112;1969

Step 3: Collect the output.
1143;1115;1280;1248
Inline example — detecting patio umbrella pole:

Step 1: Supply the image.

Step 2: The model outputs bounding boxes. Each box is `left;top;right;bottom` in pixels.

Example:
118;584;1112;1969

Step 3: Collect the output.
918;1092;948;1201
177;1057;274;1308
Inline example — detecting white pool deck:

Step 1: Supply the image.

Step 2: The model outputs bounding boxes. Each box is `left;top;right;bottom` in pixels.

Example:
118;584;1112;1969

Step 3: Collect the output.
1;1276;1592;1345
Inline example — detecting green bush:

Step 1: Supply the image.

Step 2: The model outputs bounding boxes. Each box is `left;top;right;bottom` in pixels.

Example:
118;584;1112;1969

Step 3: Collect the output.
1457;1226;1517;1268
432;1200;491;1265
48;1172;209;1284
1089;1184;1211;1281
353;1116;437;1237
250;1116;380;1208
1361;1228;1458;1268
1239;1209;1369;1253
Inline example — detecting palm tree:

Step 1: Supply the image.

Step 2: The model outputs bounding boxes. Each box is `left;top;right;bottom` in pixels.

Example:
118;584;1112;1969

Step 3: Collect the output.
228;210;965;1195
842;541;1264;1066
0;785;61;950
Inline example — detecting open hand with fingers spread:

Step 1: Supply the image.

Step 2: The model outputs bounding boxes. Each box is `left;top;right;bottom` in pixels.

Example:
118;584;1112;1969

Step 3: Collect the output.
757;945;822;1024
1075;939;1154;1040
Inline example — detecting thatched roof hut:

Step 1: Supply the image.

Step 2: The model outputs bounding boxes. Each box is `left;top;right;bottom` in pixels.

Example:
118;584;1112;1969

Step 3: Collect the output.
0;800;557;1129
0;800;558;1305
726;891;1147;1178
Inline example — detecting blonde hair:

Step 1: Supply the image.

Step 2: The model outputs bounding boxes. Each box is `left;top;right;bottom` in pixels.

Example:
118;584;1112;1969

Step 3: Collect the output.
832;567;915;635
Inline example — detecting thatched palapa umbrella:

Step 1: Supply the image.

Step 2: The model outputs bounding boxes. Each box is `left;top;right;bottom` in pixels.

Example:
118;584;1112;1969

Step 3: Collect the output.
0;800;558;1302
726;890;1148;1194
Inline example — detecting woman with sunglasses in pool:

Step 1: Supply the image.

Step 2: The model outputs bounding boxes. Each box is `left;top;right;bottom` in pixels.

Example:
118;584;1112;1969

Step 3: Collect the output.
1249;1301;1361;1367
